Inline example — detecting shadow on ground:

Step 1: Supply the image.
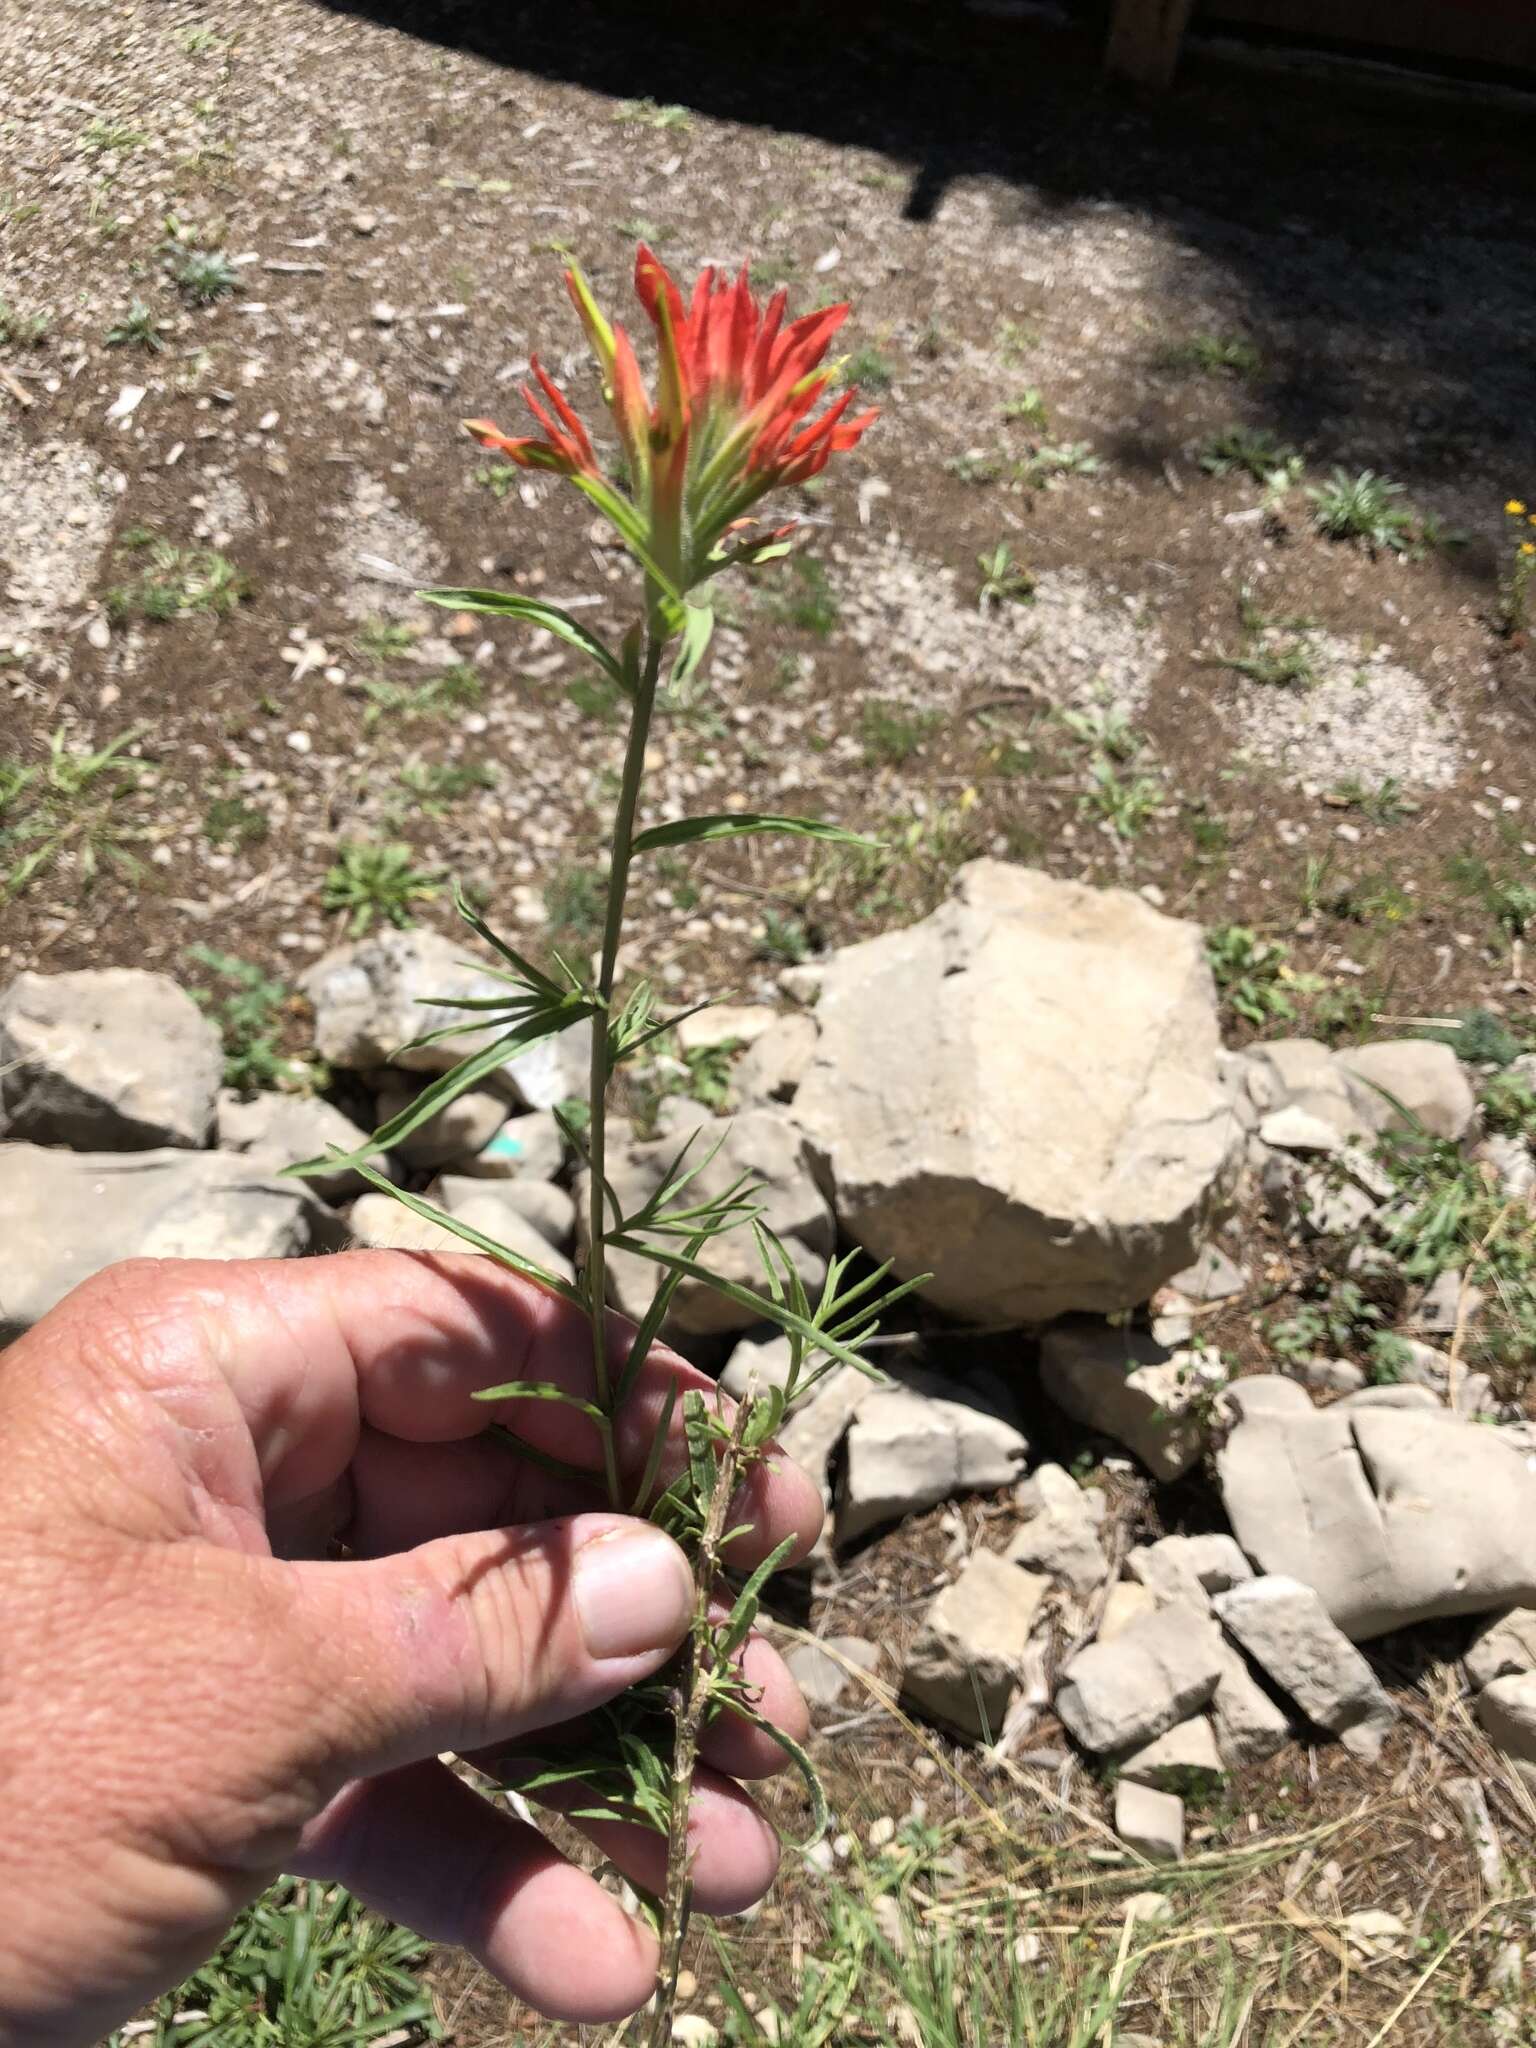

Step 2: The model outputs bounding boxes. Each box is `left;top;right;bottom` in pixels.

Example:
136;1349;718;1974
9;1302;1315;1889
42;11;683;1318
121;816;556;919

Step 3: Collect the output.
310;0;1536;523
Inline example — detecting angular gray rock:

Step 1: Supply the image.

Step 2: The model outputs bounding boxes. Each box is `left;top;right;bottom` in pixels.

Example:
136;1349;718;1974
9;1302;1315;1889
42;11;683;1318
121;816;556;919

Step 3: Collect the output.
1039;1321;1226;1481
1218;1402;1536;1639
1055;1605;1224;1754
1237;1038;1375;1143
1097;1580;1158;1644
1465;1608;1536;1690
453;1110;566;1183
784;1635;882;1710
733;1011;818;1108
0;969;222;1150
1118;1714;1224;1793
719;1332;798;1408
432;1174;576;1252
0;1144;344;1339
776;1365;869;1516
1210;1639;1292;1767
791;862;1242;1324
348;1189;575;1283
586;1111;834;1335
901;1548;1048;1741
1474;1673;1536;1768
1114;1779;1184;1862
836;1380;1029;1547
1005;1463;1108;1595
1166;1243;1246;1303
1337;1039;1476;1142
1127;1534;1253;1607
372;1072;507;1169
301;927;590;1106
1213;1576;1397;1761
217;1089;379;1200
1217;1375;1315;1424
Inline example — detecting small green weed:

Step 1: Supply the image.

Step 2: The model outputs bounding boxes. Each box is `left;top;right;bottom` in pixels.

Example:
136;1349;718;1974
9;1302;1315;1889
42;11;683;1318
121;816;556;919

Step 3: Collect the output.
1206;923;1306;1027
0;726;151;900
976;543;1035;610
756;908;811;964
1198;425;1299;483
354;618;417;663
544;862;605;944
473;461;521;500
172;247;239;304
1482;1064;1536;1139
945;450;1006;486
0;300;50;348
1306;468;1414;552
1416;1007;1526;1069
1213;637;1318;690
613;97;692;130
1083;757;1160;840
105;297;165;351
995;318;1039;361
80;118;146;154
567;674;625;725
203;793;269;849
104;538;249;624
103;1876;437;2048
1267;1278;1382;1365
1327;774;1415;825
392;758;497;815
359;662;481;730
1018;441;1099;488
1001;387;1048;428
859;699;940;768
763;555;839;638
322;841;441;934
1157;333;1261;379
1446;847;1536;946
1498;496;1536;637
1183;800;1229;861
842;343;894;393
185;946;319;1094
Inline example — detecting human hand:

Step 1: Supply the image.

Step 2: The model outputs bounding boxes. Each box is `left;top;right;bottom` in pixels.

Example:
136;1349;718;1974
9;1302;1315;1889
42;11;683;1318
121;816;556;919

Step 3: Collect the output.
0;1252;822;2046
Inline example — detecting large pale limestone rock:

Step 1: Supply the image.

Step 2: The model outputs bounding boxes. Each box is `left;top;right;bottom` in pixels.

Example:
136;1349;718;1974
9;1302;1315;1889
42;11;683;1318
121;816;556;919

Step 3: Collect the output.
0;1144;345;1340
836;1380;1028;1547
584;1111;834;1336
1055;1605;1224;1754
792;862;1241;1323
1039;1321;1226;1480
300;927;589;1106
1217;1403;1536;1640
0;969;222;1150
1336;1039;1476;1142
216;1089;380;1200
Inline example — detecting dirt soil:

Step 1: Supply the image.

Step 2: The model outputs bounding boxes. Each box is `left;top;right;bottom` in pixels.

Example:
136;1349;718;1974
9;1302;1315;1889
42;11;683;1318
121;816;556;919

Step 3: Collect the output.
7;2;1536;2042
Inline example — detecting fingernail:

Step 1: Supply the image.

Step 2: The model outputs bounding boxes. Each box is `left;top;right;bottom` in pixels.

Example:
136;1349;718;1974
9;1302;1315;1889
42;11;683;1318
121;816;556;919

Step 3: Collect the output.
573;1526;694;1661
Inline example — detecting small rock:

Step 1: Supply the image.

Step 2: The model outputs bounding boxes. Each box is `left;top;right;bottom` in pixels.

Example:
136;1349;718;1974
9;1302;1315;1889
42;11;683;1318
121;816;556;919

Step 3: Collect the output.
784;1636;881;1710
1123;1891;1175;1925
0;1145;344;1338
1118;1714;1224;1793
735;1010;818;1107
1128;1534;1253;1607
373;1072;508;1169
1166;1242;1246;1302
348;1190;575;1282
454;1110;565;1183
1475;1671;1536;1768
776;1366;869;1516
216;1088;378;1200
1445;1776;1503;1891
1296;1355;1367;1395
719;1333;800;1408
675;1003;778;1053
1337;1040;1475;1142
1055;1606;1224;1754
1114;1780;1184;1862
1466;1608;1536;1689
1098;1580;1158;1644
778;962;824;1005
1040;1321;1224;1481
1005;1462;1108;1594
1414;1267;1483;1337
1217;1375;1314;1424
1259;1105;1351;1154
1476;1133;1536;1202
1210;1639;1292;1767
433;1174;576;1251
0;969;222;1150
671;2018;719;2047
1341;1909;1410;1962
1213;1577;1396;1761
1239;1038;1374;1141
902;1549;1048;1742
351;210;379;235
837;1381;1029;1547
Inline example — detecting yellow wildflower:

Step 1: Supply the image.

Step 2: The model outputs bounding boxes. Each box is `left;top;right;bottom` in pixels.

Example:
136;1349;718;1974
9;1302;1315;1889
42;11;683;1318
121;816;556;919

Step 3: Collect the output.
1508;499;1528;515
1522;541;1536;557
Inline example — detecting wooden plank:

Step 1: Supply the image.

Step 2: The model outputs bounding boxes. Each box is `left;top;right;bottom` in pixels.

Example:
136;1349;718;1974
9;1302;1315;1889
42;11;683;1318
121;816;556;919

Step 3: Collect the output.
1203;0;1536;74
1105;0;1198;88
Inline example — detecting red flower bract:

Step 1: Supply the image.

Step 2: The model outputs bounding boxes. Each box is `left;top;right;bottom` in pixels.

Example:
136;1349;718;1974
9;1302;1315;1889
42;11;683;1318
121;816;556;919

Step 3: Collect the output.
464;244;878;594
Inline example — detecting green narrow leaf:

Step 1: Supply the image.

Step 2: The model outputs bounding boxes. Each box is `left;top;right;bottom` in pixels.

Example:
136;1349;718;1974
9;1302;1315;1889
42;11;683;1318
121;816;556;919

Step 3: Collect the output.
632;812;877;855
488;1422;596;1490
451;882;566;999
683;1387;717;1506
285;1003;590;1178
420;589;625;686
471;1379;607;1422
741;1382;787;1448
741;1714;829;1850
343;1162;584;1302
717;1533;797;1660
632;1379;678;1515
668;601;714;697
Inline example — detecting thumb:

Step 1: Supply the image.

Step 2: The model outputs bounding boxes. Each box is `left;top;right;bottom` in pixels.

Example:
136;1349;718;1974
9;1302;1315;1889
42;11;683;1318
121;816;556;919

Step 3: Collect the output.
280;1513;695;1786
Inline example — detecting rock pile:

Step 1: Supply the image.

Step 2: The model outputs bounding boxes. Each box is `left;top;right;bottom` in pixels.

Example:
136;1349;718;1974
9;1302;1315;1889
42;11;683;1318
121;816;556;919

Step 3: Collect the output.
5;856;1536;1859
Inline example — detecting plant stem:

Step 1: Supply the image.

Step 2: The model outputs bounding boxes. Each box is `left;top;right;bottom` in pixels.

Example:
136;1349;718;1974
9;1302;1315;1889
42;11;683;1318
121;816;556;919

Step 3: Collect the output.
585;629;665;1509
645;1400;755;2048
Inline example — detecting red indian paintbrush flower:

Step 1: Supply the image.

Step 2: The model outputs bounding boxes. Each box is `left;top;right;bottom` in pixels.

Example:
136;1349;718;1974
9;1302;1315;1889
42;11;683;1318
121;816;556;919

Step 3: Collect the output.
464;244;878;597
